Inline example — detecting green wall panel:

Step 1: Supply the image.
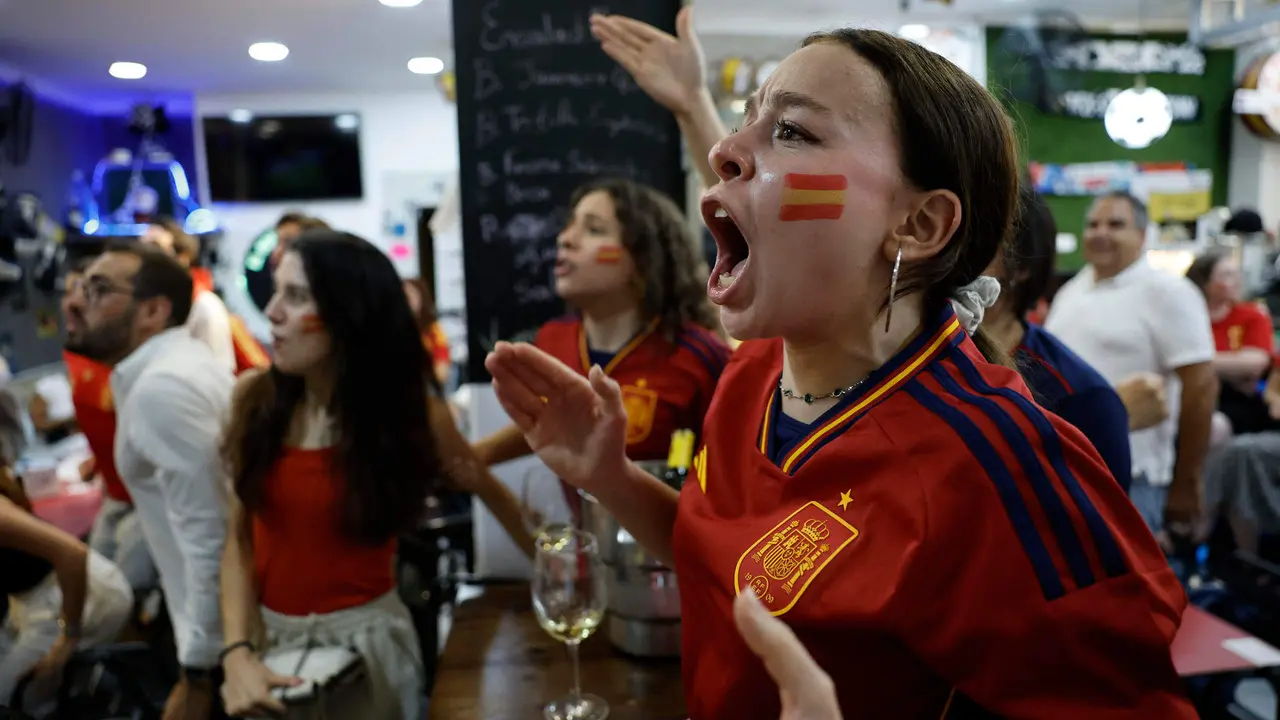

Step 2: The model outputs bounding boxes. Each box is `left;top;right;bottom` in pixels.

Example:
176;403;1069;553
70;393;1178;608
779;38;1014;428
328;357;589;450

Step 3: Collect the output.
985;28;1236;271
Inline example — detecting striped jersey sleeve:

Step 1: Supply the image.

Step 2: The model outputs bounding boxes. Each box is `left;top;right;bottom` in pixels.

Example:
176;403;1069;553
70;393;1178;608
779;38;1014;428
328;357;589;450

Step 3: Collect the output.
891;347;1195;718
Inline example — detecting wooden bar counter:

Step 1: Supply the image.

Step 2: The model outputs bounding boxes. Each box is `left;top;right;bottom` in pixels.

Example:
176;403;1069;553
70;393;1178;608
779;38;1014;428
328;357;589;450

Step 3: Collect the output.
429;583;686;720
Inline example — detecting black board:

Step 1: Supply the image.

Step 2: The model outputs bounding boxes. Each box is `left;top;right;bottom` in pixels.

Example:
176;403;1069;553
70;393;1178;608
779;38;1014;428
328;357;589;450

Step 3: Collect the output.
452;0;684;382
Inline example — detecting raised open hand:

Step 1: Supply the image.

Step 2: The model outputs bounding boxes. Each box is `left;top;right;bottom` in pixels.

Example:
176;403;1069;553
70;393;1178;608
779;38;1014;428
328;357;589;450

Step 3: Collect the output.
591;8;707;116
486;342;628;495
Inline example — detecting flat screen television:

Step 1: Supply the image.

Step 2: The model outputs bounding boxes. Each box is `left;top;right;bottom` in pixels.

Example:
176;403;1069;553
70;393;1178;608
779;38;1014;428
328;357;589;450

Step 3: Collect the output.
202;113;364;202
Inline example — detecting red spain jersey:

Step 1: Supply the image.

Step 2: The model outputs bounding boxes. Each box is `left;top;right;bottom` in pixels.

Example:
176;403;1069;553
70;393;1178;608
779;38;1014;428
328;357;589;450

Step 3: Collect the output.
63;351;130;504
672;304;1194;719
534;316;729;460
1213;301;1273;354
229;314;270;375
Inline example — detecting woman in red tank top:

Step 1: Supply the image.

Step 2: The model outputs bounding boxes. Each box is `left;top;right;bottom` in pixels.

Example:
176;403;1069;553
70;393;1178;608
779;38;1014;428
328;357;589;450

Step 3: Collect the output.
217;230;530;720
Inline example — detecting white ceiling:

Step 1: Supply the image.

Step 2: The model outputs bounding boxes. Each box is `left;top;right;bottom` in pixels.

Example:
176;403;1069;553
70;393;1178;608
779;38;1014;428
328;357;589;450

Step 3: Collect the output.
0;0;1193;102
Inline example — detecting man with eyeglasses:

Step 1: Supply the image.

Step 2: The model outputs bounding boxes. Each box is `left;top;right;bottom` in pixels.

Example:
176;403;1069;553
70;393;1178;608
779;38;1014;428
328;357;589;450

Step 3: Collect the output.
68;244;233;720
52;258;159;598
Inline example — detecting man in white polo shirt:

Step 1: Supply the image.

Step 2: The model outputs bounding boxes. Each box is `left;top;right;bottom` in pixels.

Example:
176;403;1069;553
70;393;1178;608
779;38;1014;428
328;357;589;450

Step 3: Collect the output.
1047;191;1216;539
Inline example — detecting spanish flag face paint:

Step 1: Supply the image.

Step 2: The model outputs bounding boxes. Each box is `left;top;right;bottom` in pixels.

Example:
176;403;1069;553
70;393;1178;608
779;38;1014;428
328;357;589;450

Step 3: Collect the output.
300;314;324;335
594;245;625;265
779;174;848;222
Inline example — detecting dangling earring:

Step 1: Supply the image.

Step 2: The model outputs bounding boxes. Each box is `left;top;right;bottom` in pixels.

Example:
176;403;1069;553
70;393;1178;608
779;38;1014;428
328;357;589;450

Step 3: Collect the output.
884;241;902;332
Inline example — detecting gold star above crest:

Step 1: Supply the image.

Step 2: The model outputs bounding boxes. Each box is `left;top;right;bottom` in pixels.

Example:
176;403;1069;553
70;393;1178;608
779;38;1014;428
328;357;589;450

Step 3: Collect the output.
838;490;853;512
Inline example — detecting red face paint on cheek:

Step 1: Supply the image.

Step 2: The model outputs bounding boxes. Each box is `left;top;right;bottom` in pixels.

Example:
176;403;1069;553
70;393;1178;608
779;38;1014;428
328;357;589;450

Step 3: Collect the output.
594;246;625;264
300;314;324;334
779;174;848;221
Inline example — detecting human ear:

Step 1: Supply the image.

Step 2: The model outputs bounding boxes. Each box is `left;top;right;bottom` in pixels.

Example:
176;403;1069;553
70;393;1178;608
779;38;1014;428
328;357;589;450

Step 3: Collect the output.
883;189;961;264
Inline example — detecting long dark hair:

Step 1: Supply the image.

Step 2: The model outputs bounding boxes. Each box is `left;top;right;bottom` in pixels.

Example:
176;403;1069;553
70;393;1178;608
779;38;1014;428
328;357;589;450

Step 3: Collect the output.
1185;249;1230;298
569;178;719;340
803;29;1020;365
222;231;440;544
1001;189;1058;319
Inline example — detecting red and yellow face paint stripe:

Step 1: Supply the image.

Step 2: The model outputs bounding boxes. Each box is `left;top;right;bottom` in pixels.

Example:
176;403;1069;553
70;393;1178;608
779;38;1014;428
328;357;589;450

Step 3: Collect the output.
300;314;324;334
594;246;625;264
779;173;848;221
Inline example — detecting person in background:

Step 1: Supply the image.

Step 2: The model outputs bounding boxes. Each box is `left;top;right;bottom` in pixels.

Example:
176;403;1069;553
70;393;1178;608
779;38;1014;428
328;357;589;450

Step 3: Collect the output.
1046;192;1217;539
57;259;157;595
496;17;1193;716
0;401;133;714
475;178;730;477
403;277;452;386
981;190;1133;492
1185;249;1275;436
218;231;529;720
68;244;232;720
143;219;270;376
269;213;330;270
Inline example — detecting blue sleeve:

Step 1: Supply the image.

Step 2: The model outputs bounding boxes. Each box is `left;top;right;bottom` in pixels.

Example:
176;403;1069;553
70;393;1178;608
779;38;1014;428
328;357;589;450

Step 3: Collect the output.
1053;388;1132;494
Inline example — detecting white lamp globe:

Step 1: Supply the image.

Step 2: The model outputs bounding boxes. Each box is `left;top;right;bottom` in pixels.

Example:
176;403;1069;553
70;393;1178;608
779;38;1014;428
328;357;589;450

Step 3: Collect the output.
1104;86;1173;150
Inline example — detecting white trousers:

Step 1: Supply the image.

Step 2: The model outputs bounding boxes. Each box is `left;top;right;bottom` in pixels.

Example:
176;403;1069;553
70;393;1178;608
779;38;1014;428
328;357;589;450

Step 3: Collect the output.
259;591;424;720
0;550;134;708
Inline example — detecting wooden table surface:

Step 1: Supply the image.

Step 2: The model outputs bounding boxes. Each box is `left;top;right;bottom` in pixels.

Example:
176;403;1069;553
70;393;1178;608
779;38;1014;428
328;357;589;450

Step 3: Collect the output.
429;583;686;720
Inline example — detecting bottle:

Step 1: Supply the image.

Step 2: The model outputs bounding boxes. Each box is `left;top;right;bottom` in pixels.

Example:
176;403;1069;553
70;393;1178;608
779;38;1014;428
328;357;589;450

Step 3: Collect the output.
662;429;695;489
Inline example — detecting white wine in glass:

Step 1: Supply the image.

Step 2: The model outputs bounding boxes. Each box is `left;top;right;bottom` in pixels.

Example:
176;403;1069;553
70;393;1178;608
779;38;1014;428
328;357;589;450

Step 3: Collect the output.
532;527;610;720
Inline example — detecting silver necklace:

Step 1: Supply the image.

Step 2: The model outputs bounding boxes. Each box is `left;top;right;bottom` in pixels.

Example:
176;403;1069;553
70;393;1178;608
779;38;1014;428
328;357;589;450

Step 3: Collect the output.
779;377;867;405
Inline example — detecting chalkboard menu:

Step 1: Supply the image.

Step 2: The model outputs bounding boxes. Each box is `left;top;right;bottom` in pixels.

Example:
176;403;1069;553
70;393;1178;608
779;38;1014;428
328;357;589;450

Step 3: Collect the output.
452;0;684;382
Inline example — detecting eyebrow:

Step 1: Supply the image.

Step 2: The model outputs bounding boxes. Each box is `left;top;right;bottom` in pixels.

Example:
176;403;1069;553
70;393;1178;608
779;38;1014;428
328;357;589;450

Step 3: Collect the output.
744;90;834;121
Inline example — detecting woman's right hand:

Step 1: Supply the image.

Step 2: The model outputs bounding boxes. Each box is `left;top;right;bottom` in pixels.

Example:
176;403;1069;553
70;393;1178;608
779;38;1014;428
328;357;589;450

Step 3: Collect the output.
590;8;707;117
220;649;301;718
486;342;628;494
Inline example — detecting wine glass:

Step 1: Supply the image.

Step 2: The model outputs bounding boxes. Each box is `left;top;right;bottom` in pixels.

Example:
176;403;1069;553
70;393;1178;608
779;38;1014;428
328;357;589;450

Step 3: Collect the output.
531;526;610;720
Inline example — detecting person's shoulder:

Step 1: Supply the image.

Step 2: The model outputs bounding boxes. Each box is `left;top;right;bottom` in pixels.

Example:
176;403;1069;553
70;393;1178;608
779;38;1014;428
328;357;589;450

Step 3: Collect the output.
672;323;732;380
1236;300;1272;323
1021;325;1113;397
533;315;579;350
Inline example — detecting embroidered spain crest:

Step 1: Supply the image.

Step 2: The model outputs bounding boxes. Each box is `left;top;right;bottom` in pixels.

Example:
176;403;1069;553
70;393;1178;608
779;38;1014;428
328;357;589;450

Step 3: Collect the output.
621;378;658;445
734;501;859;616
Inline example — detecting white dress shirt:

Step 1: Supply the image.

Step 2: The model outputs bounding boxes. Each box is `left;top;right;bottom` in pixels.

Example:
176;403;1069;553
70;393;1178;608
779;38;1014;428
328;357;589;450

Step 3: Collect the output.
1045;258;1215;487
34;374;75;423
187;291;235;374
112;328;234;668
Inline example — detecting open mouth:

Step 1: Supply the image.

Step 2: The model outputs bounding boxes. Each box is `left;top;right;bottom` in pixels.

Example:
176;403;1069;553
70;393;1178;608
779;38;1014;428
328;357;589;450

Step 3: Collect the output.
701;199;750;293
554;257;573;277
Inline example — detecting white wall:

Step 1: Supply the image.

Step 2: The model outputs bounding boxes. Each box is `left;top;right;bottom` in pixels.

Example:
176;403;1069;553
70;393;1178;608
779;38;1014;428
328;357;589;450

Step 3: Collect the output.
192;91;461;336
1228;41;1280;229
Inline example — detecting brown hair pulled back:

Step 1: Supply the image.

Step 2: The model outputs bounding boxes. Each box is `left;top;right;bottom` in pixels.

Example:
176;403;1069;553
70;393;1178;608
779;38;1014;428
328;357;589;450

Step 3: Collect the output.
802;29;1021;364
569;178;719;341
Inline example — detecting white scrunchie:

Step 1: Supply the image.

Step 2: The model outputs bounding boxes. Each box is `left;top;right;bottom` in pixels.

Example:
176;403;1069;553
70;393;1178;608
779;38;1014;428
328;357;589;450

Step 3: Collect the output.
949;276;1001;334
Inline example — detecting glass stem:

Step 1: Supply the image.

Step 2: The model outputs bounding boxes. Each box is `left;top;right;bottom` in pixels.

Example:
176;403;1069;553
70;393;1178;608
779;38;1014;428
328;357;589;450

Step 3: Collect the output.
567;639;583;703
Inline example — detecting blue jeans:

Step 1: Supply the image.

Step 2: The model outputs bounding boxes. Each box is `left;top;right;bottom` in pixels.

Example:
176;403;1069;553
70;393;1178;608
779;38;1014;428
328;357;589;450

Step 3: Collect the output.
1129;473;1168;535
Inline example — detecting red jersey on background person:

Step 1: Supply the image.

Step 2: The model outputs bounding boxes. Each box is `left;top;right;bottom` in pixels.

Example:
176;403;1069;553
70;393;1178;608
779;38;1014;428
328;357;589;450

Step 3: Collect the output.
491;15;1196;719
62;351;128;504
475;178;729;468
1186;249;1276;435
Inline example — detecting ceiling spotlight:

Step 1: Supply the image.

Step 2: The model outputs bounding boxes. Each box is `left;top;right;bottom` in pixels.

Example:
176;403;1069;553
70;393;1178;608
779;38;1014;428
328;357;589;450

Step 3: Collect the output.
249;42;289;62
109;62;147;80
380;0;423;6
898;24;931;41
408;56;445;75
334;114;360;131
229;109;253;124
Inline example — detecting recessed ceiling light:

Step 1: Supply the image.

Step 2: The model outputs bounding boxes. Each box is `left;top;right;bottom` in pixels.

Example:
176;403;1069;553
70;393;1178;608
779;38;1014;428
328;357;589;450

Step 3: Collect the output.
109;62;147;80
249;42;289;62
380;0;423;6
408;56;445;75
229;109;253;124
898;24;930;41
334;114;360;131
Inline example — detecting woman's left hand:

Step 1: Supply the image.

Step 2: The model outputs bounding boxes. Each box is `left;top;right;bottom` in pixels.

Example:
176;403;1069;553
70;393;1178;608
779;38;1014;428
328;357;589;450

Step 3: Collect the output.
734;591;842;719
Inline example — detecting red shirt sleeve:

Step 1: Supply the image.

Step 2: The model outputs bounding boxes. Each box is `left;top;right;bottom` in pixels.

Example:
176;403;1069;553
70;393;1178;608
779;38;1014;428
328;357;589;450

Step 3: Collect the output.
675;325;732;438
895;380;1196;718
